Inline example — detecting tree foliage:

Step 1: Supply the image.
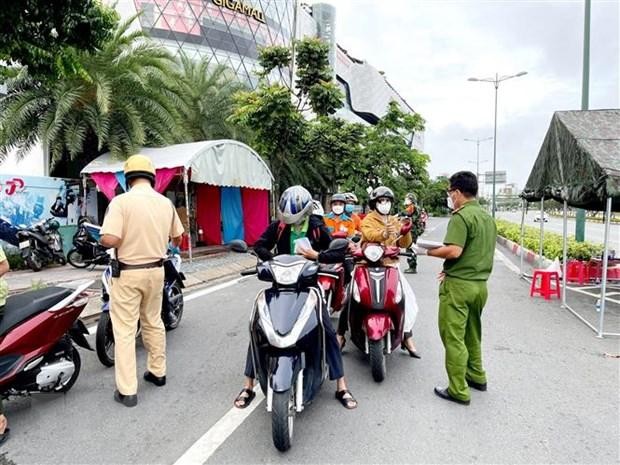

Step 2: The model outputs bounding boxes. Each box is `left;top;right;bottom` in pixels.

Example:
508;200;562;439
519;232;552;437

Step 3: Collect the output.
177;53;251;143
0;16;186;166
0;0;118;82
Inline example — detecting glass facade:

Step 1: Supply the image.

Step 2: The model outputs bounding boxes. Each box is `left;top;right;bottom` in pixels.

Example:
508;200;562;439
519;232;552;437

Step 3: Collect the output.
132;0;296;87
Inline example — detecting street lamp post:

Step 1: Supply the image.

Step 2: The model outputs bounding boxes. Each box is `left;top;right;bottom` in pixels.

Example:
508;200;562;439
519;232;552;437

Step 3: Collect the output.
464;136;492;181
468;71;528;218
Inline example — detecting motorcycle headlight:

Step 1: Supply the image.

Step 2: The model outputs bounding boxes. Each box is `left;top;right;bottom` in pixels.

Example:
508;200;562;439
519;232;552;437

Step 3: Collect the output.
364;245;384;263
271;262;305;286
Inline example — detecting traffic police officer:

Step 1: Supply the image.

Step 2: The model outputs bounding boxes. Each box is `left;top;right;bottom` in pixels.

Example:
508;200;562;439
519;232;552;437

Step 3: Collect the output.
100;154;184;407
413;171;496;405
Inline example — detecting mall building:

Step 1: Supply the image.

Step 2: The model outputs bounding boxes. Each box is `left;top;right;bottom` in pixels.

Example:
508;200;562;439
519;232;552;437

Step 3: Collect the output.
114;0;424;149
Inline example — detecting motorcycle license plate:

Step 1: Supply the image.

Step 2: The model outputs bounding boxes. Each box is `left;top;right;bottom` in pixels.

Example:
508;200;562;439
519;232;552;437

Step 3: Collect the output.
19;241;30;249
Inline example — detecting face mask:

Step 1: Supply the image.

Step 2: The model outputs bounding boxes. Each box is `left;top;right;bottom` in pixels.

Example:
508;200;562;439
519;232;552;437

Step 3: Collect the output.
332;205;344;215
345;204;354;214
447;196;455;211
377;201;392;215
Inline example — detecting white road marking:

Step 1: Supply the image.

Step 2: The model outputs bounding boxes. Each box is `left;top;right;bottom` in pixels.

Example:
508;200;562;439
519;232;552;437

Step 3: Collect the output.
494;248;521;275
85;276;249;333
173;390;265;465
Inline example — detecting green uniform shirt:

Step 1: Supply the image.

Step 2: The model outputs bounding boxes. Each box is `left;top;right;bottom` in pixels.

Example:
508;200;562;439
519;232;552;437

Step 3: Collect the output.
443;200;497;281
289;218;309;253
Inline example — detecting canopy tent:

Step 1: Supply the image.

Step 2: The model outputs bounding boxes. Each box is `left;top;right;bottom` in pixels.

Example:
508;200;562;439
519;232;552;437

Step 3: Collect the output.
519;110;620;338
81;140;273;260
522;109;620;211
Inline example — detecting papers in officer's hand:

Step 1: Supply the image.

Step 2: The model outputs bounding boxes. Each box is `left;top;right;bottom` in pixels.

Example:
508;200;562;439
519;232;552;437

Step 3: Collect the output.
416;239;443;250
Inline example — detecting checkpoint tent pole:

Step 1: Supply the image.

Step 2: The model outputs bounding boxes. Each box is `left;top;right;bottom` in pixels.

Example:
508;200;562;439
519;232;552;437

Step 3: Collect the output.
81;175;88;218
183;167;193;264
597;196;612;338
539;197;545;264
519;199;526;276
562;200;569;306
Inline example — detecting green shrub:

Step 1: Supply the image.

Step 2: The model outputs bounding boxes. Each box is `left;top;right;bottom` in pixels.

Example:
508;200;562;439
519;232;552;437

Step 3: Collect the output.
496;219;603;261
4;251;25;270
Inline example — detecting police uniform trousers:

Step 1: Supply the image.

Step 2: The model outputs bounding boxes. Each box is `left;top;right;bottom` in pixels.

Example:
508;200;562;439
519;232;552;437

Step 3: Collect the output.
110;267;166;395
244;306;344;381
438;276;488;402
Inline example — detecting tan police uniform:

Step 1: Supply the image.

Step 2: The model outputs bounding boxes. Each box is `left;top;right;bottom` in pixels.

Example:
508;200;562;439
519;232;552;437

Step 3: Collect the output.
101;183;184;395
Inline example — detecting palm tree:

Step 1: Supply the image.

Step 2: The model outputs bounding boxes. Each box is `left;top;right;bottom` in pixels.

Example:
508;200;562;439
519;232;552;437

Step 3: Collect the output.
176;53;251;143
0;16;187;168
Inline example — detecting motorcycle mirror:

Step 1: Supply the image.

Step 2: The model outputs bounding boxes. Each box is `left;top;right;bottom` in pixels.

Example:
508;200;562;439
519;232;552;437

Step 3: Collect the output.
351;235;361;243
228;240;248;253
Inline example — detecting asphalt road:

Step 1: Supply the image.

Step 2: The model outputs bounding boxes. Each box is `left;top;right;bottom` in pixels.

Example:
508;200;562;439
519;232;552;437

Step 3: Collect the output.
3;219;619;465
497;211;620;248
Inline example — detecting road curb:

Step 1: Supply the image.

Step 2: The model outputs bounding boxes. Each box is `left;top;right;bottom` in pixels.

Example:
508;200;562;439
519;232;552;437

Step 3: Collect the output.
496;236;552;269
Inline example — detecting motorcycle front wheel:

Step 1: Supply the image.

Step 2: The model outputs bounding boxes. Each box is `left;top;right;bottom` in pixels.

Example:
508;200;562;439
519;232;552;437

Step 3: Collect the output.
272;389;295;452
67;249;89;268
369;339;386;382
95;312;115;367
164;283;184;331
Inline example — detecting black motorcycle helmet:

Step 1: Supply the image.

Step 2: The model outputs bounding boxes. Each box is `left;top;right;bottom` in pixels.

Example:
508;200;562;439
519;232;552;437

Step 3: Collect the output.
368;186;395;210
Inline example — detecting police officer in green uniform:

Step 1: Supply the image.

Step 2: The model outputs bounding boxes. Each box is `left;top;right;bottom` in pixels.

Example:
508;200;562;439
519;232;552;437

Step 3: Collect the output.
412;171;496;405
400;193;425;273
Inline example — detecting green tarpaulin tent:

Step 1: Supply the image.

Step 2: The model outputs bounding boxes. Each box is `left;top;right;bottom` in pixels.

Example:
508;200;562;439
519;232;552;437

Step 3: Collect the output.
522;109;620;212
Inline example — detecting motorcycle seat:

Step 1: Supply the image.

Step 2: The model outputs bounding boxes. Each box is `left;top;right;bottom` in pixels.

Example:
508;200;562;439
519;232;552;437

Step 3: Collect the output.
0;287;73;337
319;264;343;278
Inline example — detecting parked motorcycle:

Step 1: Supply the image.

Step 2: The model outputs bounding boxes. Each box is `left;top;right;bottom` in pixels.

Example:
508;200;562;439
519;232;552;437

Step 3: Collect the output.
16;218;66;272
95;253;185;367
67;220;110;269
0;281;93;400
348;243;410;382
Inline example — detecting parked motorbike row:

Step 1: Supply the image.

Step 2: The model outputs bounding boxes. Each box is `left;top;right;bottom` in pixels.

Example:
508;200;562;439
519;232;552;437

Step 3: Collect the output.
16;217;110;272
240;236;413;451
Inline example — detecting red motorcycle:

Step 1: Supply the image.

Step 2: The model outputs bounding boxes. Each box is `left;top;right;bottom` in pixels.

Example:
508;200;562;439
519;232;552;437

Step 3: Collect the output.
317;236;355;315
348;243;407;382
0;281;93;399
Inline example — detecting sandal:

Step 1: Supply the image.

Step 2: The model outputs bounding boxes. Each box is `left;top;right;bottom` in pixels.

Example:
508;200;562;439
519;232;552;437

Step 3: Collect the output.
0;428;10;447
335;390;357;410
233;388;256;409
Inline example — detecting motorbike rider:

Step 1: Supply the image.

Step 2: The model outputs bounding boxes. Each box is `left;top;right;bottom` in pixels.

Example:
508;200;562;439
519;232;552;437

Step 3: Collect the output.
401;193;425;274
337;186;421;358
344;192;362;233
234;185;357;410
0;248;9;445
323;193;357;239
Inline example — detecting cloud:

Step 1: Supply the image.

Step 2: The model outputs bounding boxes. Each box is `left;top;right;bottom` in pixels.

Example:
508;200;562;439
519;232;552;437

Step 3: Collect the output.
311;0;619;189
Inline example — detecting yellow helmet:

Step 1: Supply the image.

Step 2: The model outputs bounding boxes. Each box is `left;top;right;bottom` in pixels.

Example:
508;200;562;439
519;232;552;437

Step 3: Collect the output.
124;154;155;186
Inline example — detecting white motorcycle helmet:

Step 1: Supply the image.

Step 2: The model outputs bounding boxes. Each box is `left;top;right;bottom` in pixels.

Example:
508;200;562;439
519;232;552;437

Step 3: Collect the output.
278;186;314;225
311;200;325;216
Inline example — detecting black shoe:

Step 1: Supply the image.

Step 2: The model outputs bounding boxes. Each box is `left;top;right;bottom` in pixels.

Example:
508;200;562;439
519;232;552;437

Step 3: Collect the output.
466;378;487;392
144;371;166;387
433;387;470;405
114;390;138;407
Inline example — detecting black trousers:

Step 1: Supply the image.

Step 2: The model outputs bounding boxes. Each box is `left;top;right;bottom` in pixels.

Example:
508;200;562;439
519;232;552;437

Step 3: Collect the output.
243;307;344;381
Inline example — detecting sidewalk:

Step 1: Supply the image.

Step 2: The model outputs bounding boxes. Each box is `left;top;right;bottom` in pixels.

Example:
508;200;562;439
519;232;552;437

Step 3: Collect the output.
5;251;257;320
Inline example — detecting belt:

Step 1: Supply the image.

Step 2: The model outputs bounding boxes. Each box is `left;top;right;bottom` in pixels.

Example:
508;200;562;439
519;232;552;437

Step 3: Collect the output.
119;259;164;271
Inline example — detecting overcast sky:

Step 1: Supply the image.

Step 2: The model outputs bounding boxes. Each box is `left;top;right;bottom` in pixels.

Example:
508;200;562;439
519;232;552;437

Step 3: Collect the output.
312;0;619;189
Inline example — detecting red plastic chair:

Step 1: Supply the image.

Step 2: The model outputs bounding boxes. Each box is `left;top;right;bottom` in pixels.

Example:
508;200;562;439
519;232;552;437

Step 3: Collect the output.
566;260;589;285
530;270;561;300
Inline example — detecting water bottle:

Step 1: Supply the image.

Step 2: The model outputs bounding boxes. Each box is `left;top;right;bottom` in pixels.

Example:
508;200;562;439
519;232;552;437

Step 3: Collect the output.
595;299;601;312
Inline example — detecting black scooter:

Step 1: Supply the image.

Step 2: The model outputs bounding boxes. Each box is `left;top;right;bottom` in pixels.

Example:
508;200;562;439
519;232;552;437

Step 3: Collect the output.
16;218;66;271
67;219;110;269
243;254;328;452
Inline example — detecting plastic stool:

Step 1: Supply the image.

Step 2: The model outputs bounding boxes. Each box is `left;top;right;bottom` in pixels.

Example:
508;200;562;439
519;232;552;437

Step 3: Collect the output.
566;260;588;285
530;270;561;300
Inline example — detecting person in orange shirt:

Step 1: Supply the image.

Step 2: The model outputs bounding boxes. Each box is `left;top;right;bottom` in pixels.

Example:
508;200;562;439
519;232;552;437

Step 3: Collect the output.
324;194;357;238
344;192;362;234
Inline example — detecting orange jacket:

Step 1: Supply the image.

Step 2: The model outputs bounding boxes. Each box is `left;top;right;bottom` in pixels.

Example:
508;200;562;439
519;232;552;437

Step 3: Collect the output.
323;212;357;238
